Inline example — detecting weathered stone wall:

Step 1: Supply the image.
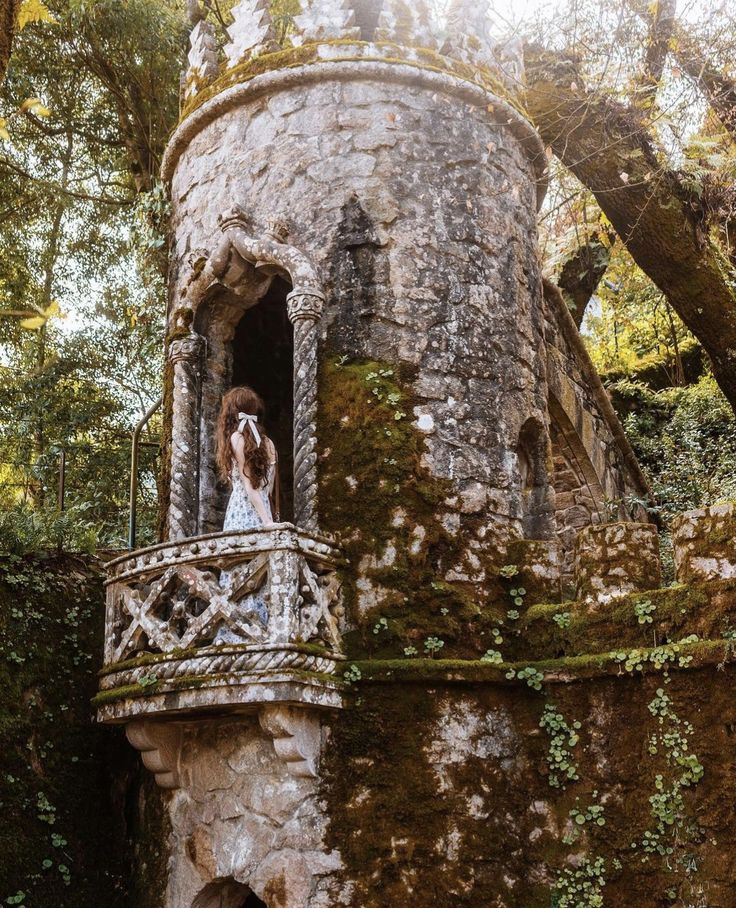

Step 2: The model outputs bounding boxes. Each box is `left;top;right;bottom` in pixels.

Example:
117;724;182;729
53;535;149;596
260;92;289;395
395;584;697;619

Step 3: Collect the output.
168;62;553;556
163;716;339;907
318;662;736;907
543;284;651;578
549;406;605;589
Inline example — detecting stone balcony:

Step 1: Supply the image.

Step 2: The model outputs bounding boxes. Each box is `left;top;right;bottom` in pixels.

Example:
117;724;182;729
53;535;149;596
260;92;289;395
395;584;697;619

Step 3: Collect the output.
95;525;346;724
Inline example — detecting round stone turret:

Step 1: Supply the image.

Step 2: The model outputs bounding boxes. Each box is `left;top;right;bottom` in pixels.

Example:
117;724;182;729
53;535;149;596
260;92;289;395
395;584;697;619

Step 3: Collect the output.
163;0;555;610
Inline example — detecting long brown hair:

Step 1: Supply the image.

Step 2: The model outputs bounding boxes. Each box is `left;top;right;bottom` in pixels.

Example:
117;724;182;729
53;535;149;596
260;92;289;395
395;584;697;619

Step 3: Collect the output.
216;386;271;487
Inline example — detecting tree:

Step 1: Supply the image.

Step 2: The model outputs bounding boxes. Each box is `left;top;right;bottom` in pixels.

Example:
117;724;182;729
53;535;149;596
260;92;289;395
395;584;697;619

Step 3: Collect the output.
523;0;736;412
0;0;182;543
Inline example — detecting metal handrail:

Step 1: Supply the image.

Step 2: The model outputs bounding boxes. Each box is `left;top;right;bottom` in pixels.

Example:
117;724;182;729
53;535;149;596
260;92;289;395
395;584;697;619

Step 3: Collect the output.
129;397;162;550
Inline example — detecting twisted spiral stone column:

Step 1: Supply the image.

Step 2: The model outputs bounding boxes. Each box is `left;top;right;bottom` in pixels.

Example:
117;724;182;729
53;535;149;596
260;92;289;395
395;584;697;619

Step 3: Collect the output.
287;288;324;531
168;332;205;541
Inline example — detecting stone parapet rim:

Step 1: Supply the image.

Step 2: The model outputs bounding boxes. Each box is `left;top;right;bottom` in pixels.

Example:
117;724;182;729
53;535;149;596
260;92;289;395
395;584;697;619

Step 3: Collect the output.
161;54;548;207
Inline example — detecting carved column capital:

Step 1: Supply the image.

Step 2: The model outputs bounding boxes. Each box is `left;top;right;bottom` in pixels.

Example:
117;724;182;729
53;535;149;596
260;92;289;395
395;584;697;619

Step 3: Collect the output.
287;288;325;324
169;331;205;364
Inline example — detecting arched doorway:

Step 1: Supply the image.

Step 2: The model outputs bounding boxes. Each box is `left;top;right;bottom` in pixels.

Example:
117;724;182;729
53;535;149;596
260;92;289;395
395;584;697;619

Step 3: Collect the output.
192;878;267;908
231;276;294;522
194;275;294;533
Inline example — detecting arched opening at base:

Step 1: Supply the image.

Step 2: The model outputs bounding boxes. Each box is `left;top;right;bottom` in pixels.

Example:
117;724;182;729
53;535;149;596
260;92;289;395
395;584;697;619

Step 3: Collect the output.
192;878;267;908
231;276;294;523
244;896;267;908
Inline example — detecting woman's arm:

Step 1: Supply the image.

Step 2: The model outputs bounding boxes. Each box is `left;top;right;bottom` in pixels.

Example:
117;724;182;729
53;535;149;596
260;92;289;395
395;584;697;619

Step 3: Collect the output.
270;444;281;522
232;434;272;525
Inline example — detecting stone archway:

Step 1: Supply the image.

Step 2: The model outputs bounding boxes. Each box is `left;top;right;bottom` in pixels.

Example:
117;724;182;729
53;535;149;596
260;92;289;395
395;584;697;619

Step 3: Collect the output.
192;878;267;908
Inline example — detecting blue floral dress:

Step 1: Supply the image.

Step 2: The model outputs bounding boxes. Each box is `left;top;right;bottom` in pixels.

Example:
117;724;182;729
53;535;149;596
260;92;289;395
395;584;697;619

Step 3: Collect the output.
214;449;277;642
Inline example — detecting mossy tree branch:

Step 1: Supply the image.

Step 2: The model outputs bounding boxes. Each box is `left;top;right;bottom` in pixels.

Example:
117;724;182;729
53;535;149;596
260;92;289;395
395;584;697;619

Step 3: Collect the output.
557;230;615;328
525;47;736;412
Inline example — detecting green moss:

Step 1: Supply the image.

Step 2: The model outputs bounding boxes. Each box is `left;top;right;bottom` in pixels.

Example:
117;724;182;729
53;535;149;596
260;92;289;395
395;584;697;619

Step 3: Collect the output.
0;555;148;905
317;356;509;658
181;41;524;122
94;667;343;707
97;640;335;678
514;581;736;662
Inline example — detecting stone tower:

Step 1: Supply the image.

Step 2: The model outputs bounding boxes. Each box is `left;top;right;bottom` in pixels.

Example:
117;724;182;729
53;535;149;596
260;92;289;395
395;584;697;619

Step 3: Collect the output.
94;3;672;905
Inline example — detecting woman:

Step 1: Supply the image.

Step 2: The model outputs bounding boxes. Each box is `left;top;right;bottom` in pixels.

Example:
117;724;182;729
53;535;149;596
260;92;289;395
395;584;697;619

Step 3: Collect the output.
213;386;280;639
216;385;280;531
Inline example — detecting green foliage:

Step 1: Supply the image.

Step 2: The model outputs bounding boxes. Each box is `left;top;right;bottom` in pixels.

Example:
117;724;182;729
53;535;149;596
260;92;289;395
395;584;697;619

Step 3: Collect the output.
506;665;545;690
552;856;607;907
634;599;656;625
540;703;581;789
0;504;98;554
343;664;362;684
564;795;606;844
635;688;704;861
0;556;132;904
480;648;503;664
423;636;445;657
615;376;736;522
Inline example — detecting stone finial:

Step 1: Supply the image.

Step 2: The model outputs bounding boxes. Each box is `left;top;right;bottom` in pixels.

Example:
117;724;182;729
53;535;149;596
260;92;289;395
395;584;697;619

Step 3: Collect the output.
293;0;360;43
442;0;498;70
223;0;278;68
375;0;436;48
185;20;219;99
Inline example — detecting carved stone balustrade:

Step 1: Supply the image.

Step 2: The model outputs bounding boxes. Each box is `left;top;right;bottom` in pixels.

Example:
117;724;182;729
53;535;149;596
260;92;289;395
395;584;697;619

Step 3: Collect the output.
96;525;345;723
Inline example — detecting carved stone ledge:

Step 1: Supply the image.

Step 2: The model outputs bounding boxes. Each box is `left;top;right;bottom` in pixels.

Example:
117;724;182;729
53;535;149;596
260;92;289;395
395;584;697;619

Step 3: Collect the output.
126;719;184;790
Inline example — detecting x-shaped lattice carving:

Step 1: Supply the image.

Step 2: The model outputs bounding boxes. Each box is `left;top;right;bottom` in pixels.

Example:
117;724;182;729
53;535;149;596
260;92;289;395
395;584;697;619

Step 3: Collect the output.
297;558;342;649
112;559;269;661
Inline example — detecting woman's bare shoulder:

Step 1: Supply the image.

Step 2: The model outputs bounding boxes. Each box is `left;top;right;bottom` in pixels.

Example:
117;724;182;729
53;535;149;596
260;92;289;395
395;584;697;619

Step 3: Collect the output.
265;436;277;460
230;431;244;452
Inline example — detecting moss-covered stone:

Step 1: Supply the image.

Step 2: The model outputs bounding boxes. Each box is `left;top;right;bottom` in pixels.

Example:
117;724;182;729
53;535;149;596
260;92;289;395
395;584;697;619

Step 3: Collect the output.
317;356;511;659
323;659;736;906
180;41;525;122
0;554;168;907
513;579;736;662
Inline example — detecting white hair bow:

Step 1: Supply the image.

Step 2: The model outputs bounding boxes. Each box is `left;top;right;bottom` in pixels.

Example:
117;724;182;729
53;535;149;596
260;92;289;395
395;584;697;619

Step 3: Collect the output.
237;412;262;447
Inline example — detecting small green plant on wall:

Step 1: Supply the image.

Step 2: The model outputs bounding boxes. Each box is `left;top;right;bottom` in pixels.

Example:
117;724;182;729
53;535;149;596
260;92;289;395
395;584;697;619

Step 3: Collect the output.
499;564;526;622
540;704;581;789
552;856;607;907
634;598;656;625
423;636;445;657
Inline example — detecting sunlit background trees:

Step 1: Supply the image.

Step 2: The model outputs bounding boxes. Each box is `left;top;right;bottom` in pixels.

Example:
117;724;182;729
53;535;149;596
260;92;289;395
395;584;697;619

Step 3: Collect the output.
1;0;735;554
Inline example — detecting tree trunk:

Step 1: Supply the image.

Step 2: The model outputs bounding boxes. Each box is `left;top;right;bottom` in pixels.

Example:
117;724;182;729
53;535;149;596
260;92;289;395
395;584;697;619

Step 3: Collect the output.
557;232;614;328
525;47;736;412
0;0;20;83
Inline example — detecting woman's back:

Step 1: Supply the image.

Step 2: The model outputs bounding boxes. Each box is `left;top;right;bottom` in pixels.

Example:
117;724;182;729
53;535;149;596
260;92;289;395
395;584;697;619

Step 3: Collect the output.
223;433;277;531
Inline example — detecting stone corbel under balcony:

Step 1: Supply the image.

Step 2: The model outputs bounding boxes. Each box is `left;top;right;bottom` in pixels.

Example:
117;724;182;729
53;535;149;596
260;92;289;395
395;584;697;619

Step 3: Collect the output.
124;703;322;790
95;525;346;724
